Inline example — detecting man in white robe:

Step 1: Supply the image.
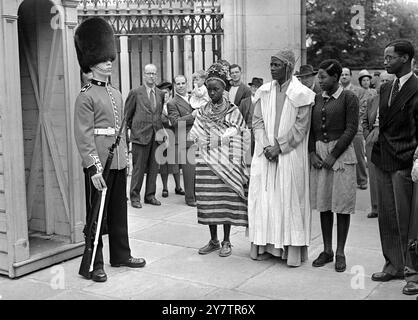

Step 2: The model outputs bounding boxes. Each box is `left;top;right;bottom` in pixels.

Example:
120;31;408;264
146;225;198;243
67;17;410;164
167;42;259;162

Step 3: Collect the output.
248;50;316;266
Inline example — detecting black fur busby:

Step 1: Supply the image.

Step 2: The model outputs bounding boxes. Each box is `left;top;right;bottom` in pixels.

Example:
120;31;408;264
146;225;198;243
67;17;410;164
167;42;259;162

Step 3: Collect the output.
74;17;116;73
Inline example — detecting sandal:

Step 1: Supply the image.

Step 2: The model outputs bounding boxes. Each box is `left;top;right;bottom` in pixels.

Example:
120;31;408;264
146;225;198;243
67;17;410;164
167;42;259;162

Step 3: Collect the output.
162;189;169;198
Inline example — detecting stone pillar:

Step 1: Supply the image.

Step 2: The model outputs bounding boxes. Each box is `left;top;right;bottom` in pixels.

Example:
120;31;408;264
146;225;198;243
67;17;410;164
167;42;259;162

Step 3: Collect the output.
221;0;303;83
61;0;86;243
119;35;130;100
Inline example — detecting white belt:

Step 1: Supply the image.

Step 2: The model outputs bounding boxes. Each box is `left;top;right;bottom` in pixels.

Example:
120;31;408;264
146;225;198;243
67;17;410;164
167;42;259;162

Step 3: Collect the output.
94;127;116;136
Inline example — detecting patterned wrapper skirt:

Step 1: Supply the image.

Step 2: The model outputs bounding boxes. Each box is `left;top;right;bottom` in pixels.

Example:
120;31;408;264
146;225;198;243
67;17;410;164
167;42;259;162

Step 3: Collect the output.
195;157;248;227
310;140;357;214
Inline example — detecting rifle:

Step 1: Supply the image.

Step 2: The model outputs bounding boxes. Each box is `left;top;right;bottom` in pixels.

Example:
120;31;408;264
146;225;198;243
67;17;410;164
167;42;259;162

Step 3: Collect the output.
79;118;127;279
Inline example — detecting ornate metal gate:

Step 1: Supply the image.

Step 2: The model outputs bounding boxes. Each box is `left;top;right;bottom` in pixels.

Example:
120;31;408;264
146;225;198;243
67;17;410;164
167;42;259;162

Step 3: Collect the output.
78;0;224;89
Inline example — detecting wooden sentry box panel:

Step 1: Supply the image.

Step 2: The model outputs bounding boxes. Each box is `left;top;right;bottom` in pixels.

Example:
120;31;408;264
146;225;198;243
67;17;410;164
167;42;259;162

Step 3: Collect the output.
0;0;86;278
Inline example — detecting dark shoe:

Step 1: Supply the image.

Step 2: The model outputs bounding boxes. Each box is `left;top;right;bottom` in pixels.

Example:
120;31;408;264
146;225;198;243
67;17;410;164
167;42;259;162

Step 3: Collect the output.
175;187;185;195
92;268;107;282
198;240;221;255
111;257;146;268
358;184;368;190
162;189;169;198
335;255;346;272
219;241;232;257
186;201;197;207
371;271;403;282
131;201;142;209
312;251;334;267
144;197;161;206
403;282;418;295
367;212;378;218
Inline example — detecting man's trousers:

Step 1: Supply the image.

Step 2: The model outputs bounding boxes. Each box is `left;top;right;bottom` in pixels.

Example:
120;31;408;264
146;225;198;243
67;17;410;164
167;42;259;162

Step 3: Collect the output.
84;168;131;269
375;166;418;280
130;138;160;202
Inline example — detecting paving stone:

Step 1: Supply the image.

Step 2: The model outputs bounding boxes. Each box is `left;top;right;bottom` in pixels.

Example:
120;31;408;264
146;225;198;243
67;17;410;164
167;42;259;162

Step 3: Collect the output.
0;278;65;300
83;270;215;300
130;221;209;249
202;288;270;300
165;210;199;225
236;262;380;300
145;247;275;290
128;203;183;221
25;256;125;291
46;290;113;300
365;281;417;300
127;215;162;234
112;238;185;266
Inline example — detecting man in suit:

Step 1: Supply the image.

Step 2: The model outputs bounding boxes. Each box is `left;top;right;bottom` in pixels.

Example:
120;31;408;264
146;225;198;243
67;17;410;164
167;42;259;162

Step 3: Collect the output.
341;67;369;190
229;64;252;106
362;95;379;219
238;77;263;157
371;39;418;296
125;64;165;209
295;64;322;94
167;75;197;207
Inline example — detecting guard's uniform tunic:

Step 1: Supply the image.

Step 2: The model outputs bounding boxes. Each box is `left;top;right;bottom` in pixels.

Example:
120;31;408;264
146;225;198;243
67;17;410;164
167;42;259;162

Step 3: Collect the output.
74;79;131;268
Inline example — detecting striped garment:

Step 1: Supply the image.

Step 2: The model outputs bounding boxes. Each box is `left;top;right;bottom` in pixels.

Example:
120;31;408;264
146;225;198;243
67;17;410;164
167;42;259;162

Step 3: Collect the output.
195;159;248;226
189;101;250;226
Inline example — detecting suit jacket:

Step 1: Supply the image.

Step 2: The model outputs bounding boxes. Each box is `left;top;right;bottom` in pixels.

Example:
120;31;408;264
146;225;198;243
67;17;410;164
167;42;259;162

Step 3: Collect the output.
362;94;379;160
371;74;418;171
124;85;165;145
238;96;255;129
233;83;252;106
167;94;195;146
343;83;367;134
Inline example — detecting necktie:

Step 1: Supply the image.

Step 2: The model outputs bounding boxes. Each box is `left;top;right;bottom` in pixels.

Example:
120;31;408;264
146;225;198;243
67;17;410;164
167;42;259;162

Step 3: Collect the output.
390;79;400;106
150;89;156;111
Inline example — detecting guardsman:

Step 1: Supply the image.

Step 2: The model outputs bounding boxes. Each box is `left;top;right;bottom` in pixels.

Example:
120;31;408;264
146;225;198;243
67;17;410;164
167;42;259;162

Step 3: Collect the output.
74;17;146;283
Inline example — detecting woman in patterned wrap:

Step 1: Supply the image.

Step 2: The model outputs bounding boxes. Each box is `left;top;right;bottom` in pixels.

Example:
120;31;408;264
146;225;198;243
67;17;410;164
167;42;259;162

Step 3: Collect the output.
189;63;250;257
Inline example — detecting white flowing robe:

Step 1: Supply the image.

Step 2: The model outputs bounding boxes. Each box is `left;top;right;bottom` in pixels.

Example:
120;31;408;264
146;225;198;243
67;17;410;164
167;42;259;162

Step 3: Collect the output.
248;76;315;248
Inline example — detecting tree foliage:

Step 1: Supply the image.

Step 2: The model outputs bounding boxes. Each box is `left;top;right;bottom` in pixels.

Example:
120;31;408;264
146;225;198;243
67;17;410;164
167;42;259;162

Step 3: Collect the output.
307;0;418;68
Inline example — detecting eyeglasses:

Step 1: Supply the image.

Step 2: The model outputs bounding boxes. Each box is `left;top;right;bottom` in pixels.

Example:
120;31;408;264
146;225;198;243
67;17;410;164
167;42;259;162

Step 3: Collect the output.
145;72;157;76
383;55;400;62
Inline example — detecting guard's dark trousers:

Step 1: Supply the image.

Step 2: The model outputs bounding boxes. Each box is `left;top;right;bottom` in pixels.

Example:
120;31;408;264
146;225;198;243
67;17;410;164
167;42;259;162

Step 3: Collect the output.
84;168;131;269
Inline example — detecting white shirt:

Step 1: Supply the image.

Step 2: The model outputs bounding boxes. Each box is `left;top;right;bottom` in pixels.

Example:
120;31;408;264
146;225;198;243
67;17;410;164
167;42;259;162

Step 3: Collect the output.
389;71;413;107
176;92;189;103
229;85;239;103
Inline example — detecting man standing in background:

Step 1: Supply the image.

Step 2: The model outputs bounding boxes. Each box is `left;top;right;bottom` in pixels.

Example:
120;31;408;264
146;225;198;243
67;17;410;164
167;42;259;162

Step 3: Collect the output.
229;64;252;106
125;64;165;209
340;67;368;190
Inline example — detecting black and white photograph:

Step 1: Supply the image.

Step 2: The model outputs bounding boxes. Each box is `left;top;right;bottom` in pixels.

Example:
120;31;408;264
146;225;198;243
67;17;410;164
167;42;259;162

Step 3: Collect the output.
0;0;418;308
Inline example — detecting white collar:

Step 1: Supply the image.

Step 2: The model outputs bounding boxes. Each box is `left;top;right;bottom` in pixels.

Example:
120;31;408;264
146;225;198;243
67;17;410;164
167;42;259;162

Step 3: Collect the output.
176;92;189;102
396;71;413;89
322;86;343;100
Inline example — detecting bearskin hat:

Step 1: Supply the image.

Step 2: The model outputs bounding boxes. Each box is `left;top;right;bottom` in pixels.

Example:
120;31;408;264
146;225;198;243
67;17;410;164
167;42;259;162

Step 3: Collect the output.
74;17;116;73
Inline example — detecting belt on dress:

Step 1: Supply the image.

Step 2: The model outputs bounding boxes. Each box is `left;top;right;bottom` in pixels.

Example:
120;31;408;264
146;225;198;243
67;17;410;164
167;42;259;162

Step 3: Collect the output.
94;127;116;136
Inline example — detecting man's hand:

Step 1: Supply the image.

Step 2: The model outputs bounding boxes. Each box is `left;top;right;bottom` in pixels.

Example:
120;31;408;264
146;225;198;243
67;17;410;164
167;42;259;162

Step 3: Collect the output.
412;160;418;183
91;173;107;191
310;152;323;169
322;154;337;170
